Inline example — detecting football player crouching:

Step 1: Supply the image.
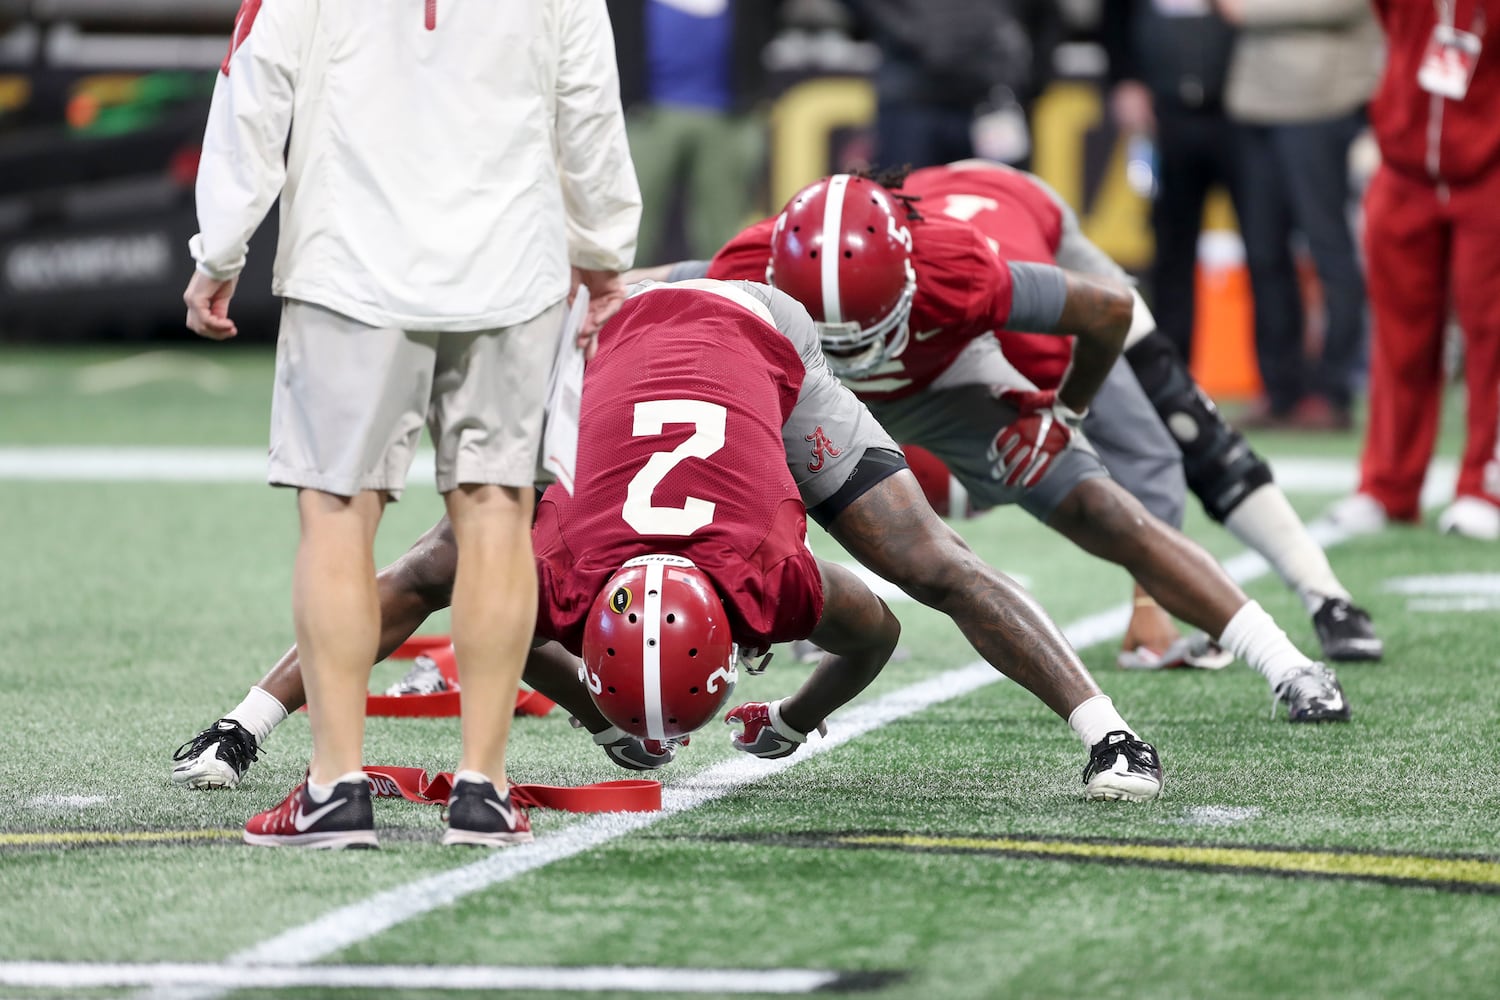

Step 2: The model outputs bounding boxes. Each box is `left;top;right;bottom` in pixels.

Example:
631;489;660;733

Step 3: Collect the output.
176;278;1164;807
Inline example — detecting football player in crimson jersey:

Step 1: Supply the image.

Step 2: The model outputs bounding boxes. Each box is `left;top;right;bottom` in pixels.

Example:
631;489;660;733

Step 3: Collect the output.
888;161;1381;667
174;278;1165;803
699;171;1352;723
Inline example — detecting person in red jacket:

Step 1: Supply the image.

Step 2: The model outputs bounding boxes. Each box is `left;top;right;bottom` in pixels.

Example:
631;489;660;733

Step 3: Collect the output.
1330;0;1500;540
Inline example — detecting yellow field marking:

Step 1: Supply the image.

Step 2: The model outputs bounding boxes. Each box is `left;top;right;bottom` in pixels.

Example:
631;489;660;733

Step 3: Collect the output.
0;829;238;849
838;834;1500;889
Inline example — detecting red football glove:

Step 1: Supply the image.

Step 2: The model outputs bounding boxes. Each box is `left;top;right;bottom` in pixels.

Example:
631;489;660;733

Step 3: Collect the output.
990;389;1087;489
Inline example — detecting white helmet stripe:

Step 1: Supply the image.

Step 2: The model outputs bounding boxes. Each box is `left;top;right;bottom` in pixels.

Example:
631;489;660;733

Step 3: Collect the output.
820;174;850;323
641;560;666;740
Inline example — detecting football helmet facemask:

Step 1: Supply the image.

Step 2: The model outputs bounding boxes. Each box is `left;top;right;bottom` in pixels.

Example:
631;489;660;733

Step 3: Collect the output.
580;554;737;740
766;174;917;378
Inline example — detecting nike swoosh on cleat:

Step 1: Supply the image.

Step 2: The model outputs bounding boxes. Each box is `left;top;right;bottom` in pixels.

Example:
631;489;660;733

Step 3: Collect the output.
292;797;348;832
484;798;519;827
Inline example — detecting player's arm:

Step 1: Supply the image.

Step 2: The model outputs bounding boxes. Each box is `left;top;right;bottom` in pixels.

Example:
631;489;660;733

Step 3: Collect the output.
555;0;642;335
188;0;307;283
1005;261;1133;413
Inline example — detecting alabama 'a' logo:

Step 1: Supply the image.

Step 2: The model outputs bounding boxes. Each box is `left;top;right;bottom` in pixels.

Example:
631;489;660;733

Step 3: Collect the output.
221;0;264;76
805;426;842;473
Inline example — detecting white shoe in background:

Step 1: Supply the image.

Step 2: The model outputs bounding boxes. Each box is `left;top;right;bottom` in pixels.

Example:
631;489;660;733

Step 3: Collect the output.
1437;497;1500;541
1326;493;1389;535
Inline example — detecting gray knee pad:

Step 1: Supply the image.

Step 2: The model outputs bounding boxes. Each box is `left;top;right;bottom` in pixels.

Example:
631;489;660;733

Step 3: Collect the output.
1125;330;1273;523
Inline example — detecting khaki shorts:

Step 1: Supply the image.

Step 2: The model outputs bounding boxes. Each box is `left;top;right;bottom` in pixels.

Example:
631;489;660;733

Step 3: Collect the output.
268;298;563;499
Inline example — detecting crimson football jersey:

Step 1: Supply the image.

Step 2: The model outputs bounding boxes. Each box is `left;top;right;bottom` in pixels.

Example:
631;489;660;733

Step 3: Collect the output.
533;284;826;655
709;212;1016;401
904;164;1074;390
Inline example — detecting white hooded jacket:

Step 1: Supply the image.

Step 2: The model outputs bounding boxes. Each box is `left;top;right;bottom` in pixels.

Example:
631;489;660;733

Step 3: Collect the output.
190;0;641;332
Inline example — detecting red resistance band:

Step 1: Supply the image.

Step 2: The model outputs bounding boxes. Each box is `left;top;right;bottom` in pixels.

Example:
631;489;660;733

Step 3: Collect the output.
363;766;661;813
364;635;557;718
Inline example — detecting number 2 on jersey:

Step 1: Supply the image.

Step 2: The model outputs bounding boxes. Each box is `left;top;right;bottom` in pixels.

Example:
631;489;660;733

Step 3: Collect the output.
622;399;727;536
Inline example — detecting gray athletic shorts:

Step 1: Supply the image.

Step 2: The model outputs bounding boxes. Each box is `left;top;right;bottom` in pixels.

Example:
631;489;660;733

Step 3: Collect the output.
866;336;1110;520
1084;363;1187;529
269;298;562;499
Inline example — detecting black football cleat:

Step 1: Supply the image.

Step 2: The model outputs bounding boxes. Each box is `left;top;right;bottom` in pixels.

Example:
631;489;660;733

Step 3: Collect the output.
1273;663;1351;722
1083;731;1163;801
1312;598;1383;662
172;719;261;789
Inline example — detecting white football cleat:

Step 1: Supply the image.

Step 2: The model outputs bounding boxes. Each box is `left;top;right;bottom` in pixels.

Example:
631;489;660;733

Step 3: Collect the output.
1437;497;1500;541
171;719;261;789
1326;493;1388;536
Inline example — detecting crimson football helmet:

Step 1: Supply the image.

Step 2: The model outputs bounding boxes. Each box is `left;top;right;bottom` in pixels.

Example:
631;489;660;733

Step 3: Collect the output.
767;174;917;377
580;554;737;740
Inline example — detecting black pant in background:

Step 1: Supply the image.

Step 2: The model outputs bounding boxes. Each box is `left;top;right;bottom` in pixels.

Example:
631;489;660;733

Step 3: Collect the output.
1149;105;1247;365
1237;109;1368;414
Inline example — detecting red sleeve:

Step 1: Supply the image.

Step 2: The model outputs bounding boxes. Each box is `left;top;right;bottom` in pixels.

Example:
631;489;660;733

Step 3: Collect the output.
706;219;777;282
910;216;1016;334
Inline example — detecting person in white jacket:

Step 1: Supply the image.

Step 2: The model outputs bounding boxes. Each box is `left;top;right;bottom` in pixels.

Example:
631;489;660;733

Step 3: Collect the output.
181;0;641;850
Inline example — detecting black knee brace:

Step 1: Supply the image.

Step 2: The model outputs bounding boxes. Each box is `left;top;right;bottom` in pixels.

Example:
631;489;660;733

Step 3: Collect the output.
1125;330;1273;523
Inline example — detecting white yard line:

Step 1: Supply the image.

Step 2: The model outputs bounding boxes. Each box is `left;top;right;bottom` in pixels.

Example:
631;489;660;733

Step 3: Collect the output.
1;448;1455;499
0;962;841;994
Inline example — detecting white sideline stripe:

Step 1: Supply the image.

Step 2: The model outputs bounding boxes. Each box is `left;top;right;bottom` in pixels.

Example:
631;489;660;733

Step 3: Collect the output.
0;962;835;994
118;516;1344;999
0;448;1454;498
0;447;438;486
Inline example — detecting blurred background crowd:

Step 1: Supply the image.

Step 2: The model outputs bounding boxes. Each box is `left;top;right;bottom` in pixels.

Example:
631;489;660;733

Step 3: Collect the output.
0;1;1491;489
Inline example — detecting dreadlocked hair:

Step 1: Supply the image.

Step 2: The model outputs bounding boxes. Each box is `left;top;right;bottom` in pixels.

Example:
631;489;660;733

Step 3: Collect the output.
849;165;923;221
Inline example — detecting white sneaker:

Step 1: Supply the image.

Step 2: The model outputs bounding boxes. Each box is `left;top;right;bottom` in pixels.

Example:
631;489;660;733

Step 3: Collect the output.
1437;497;1500;541
1327;493;1388;535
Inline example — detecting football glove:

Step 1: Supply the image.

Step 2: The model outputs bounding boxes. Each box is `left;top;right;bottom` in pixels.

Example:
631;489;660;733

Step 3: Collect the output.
725;700;827;760
990;389;1087;489
592;725;686;771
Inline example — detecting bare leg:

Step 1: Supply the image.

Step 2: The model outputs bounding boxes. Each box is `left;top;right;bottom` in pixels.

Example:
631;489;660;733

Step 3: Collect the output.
1046;478;1249;636
520;640;611;733
295;488;385;785
777;558;900;735
444;483;536;782
826;470;1100;719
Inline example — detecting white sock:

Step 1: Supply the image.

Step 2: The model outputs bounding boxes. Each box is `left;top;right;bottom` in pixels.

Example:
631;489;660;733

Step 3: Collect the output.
226;686;288;746
1224;485;1350;614
453;769;493;788
307;770;367;802
1068;695;1135;749
1218;600;1311;690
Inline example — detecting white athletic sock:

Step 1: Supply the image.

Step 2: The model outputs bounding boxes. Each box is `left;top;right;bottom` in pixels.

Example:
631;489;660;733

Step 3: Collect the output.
452;769;493;788
1068;695;1135;749
1218;600;1311;690
1223;485;1350;614
226;686;288;746
307;770;366;802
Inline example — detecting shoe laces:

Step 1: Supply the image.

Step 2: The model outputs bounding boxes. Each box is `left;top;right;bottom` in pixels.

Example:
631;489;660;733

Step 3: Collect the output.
1272;663;1338;716
172;719;261;771
1084;732;1156;781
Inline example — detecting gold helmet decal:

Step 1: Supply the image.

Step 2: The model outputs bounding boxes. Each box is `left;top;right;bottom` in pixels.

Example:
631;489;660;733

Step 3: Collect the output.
609;586;633;614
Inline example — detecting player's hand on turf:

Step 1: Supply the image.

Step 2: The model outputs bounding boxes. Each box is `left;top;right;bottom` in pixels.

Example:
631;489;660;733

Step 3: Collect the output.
571;267;626;360
183;271;239;340
989;389;1086;489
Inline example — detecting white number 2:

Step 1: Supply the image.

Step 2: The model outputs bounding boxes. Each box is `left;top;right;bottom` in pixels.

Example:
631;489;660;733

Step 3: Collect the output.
941;194;999;222
621;399;727;536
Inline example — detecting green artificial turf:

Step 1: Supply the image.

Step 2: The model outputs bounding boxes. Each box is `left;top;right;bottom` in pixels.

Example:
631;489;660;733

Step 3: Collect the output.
1;346;1496;999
